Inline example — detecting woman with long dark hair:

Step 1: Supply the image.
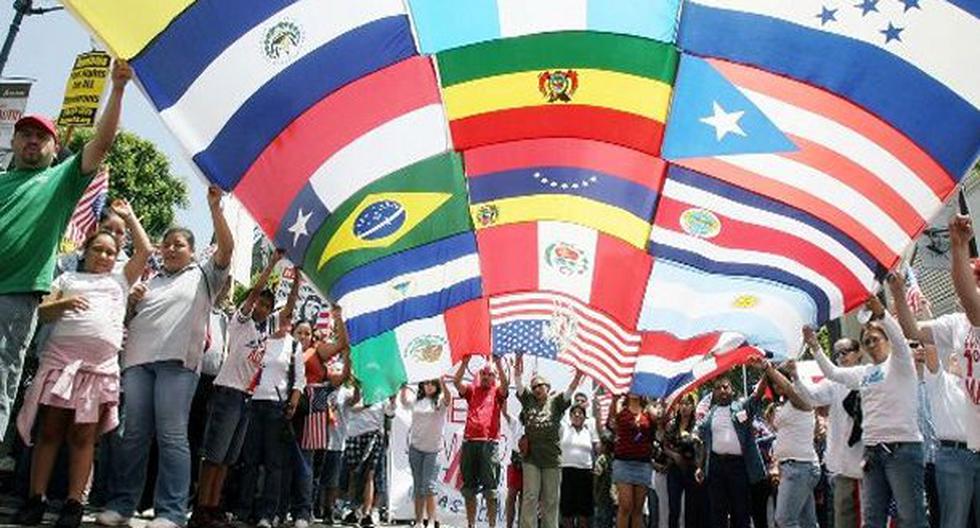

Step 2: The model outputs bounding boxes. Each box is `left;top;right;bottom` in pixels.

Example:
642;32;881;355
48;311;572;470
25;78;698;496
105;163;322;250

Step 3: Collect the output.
401;378;451;528
663;394;705;528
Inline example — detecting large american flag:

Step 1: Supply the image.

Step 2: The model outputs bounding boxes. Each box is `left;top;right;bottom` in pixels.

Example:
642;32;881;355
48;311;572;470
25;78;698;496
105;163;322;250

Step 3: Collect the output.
490;291;640;394
67;167;110;247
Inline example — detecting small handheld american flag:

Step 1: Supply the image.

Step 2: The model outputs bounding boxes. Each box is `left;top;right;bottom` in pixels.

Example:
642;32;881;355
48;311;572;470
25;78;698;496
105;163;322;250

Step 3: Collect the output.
66;167;110;247
301;383;335;450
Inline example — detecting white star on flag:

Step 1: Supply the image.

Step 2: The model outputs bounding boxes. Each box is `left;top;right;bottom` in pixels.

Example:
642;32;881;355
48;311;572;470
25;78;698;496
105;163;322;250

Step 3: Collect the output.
699;101;747;141
287;208;313;246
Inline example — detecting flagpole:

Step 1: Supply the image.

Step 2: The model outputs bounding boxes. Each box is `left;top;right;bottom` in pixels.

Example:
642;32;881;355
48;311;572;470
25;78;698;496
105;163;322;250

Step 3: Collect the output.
742;365;748;398
958;188;977;258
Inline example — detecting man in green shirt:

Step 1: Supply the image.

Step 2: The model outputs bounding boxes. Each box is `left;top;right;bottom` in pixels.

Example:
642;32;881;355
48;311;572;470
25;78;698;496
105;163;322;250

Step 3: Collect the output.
0;60;132;436
514;355;583;528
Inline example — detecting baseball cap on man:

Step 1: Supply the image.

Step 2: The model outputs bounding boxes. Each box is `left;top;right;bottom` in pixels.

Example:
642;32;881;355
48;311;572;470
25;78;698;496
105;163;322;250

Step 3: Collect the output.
15;115;58;139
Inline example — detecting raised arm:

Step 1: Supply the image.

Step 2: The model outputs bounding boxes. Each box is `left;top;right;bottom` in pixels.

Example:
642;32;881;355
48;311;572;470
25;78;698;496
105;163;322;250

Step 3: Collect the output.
399;384;415;408
564;368;585;400
886;270;933;344
81;60;130;174
806;326;864;389
279;267;301;325
115;199;152;285
317;305;349;361
764;361;812;411
949;214;980;326
494;355;509;398
514;354;525;394
242;251;281;316
439;377;451;408
207;186;234;269
454;355;471;395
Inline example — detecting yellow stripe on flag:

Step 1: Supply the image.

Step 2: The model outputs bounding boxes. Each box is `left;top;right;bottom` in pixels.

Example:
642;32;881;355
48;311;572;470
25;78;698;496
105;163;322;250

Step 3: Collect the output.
471;195;652;250
442;69;672;122
62;0;194;59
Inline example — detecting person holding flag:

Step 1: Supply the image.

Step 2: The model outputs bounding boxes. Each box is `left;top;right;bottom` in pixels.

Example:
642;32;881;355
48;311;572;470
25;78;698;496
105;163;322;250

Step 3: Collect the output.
0;60;132;439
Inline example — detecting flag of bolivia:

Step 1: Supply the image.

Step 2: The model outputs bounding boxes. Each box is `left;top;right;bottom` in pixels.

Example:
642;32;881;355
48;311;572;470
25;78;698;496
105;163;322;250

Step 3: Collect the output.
437;31;678;155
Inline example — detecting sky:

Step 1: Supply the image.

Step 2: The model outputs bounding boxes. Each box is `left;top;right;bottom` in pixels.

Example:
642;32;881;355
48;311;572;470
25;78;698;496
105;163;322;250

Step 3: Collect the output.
0;1;213;243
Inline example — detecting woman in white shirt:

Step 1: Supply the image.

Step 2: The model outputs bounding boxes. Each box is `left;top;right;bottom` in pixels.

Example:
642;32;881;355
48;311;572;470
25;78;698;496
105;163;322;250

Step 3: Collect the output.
400;378;451;528
559;404;598;528
809;295;925;528
15;199;150;528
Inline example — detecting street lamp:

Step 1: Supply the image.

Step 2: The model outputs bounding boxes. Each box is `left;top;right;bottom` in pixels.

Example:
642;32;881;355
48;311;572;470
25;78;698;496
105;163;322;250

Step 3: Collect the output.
0;0;64;76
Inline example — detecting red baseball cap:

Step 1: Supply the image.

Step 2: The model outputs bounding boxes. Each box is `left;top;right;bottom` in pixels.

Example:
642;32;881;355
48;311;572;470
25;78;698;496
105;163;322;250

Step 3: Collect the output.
14;114;57;139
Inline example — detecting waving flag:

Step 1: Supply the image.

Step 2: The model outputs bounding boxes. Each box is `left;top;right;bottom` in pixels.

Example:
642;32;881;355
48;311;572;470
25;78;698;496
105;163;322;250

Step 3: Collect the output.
652;165;881;324
477;221;651;328
330;232;482;345
631;331;762;405
490;291;640;393
677;0;980;183
465;138;665;249
408;0;681;53
303;153;472;294
66;167;109;247
437;31;677;154
663;55;956;268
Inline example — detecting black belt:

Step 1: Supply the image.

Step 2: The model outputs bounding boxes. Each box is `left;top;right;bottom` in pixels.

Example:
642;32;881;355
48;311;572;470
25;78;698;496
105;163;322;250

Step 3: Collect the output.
710;453;743;461
939;439;971;450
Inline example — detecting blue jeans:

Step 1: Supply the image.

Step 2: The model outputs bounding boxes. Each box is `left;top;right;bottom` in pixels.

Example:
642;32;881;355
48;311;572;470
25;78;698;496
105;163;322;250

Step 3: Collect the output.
279;442;313;521
238;400;289;521
862;442;926;528
775;460;820;528
935;445;980;528
107;361;199;524
0;294;39;437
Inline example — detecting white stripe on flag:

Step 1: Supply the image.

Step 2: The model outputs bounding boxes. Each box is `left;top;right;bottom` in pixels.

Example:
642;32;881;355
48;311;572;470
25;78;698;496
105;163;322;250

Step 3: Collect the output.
309;105;450;211
338;254;479;320
161;0;408;155
497;0;588;36
662;179;877;289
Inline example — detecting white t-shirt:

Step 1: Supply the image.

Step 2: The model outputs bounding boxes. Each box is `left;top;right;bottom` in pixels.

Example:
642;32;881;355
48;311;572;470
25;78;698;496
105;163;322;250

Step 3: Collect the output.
346;397;388;439
47;271;130;348
252;334;306;402
200;309;228;377
409;395;448;453
814;313;921;444
923;366;968;443
794;378;863;479
928;312;980;449
560;423;597;469
772;403;818;462
124;260;228;371
214;310;278;393
711;406;742;455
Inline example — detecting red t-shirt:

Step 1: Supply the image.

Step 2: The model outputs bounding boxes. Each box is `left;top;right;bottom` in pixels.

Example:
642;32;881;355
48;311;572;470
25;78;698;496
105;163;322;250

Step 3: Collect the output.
614;407;653;461
461;383;506;441
303;349;327;384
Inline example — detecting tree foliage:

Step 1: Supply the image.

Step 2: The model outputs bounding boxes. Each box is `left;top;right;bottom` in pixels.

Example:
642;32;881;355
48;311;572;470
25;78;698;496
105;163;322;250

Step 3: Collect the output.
65;128;189;239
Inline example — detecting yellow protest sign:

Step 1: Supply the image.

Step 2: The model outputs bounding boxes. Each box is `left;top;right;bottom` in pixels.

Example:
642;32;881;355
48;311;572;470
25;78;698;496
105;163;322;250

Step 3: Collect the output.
57;51;111;127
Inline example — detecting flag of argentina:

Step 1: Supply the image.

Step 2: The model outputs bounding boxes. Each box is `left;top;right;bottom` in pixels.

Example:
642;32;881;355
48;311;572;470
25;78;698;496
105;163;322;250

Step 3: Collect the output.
330;232;483;345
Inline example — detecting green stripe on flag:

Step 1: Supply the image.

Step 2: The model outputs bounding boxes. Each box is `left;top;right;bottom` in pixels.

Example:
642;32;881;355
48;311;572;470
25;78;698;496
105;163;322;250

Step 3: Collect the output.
437;31;678;87
351;330;407;405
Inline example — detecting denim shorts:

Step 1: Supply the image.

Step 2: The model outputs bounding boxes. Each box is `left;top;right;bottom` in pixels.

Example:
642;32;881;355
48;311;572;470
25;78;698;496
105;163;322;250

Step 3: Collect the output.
201;385;250;465
612;459;652;486
409;446;441;497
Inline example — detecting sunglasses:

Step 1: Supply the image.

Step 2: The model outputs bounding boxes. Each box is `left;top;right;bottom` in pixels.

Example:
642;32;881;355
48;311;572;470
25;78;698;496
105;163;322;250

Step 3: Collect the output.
862;335;883;348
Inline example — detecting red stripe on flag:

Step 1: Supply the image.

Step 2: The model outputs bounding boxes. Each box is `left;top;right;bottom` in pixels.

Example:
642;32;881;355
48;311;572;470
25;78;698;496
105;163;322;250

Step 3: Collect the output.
590;234;652;329
450;106;665;155
708;58;954;197
476;223;538;297
68;169;109;246
463;137;667;188
656;195;868;310
234;56;443;236
679;156;898;266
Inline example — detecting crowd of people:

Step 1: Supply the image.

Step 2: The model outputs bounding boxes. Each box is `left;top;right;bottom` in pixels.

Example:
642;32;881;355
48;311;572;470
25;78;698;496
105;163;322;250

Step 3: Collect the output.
1;58;979;528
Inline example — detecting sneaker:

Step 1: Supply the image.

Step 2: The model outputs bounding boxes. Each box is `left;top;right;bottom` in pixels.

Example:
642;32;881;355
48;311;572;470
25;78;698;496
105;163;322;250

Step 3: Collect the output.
147;517;180;528
256;519;273;528
341;512;358;526
95;510;131;527
293;520;309;528
54;499;84;528
359;515;375;528
13;495;47;525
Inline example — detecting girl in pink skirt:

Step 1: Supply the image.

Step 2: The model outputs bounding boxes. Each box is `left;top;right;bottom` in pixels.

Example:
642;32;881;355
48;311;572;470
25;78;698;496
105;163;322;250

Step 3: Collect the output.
15;198;150;528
